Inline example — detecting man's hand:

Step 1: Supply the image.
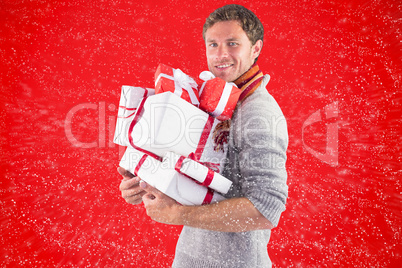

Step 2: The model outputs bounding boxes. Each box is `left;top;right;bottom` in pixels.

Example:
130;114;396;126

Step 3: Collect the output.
140;181;181;225
118;167;273;232
118;167;146;205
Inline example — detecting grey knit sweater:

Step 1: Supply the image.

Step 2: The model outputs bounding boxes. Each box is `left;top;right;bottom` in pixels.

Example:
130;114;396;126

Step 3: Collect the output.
172;75;289;268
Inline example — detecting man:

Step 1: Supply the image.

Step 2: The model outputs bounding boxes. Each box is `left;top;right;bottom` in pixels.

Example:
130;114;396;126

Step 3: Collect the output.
118;4;288;267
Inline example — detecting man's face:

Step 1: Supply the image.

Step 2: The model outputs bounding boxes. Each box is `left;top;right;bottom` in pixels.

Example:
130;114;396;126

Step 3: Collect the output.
205;20;262;82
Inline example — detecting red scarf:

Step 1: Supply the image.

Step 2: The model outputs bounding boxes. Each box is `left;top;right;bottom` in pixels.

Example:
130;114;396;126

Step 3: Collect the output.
212;64;264;151
234;63;264;102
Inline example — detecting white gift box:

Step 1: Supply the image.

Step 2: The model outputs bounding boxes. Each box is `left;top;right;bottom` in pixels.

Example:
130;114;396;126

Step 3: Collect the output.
163;151;232;194
119;147;225;205
127;92;228;173
114;86;155;146
119;147;160;176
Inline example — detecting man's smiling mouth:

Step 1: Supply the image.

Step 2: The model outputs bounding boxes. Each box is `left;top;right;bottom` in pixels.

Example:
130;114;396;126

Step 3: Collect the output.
216;63;233;69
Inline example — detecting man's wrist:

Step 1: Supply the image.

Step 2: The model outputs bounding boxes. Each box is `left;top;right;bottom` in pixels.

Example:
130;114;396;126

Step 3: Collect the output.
173;203;189;226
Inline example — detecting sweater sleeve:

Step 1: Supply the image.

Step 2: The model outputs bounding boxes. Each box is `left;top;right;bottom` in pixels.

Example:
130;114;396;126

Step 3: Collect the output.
233;90;289;227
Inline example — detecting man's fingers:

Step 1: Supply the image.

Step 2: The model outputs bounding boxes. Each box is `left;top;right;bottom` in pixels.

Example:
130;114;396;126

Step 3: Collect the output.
140;181;156;193
121;185;145;198
118;167;146;206
119;176;141;191
143;192;156;201
120;181;146;205
142;192;156;207
117;167;135;178
140;181;163;197
123;192;145;205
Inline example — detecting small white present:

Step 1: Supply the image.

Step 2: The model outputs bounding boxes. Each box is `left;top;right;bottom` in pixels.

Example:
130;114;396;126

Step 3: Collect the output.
114;86;155;146
120;147;225;205
163;151;232;194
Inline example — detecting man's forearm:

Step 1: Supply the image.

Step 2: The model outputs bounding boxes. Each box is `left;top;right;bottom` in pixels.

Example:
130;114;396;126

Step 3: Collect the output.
173;197;273;232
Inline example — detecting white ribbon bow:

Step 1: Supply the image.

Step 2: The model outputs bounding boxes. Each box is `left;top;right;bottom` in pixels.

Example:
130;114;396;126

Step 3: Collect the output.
173;68;199;105
155;68;199;105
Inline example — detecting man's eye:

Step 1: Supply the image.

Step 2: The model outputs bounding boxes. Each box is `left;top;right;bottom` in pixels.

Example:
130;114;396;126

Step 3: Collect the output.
229;42;237;46
209;43;218;47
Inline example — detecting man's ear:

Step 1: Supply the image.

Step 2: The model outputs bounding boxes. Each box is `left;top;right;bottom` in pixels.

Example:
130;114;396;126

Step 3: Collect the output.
252;40;263;60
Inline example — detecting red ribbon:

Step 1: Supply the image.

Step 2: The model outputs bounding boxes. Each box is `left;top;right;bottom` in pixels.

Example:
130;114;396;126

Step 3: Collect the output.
128;97;162;161
118;88;150;118
174;155;186;172
192;117;219;205
117;109;137;119
186;152;220;173
134;154;148;176
202;188;214;205
204;169;214;188
119;105;136;110
194;115;215;160
174;155;215;188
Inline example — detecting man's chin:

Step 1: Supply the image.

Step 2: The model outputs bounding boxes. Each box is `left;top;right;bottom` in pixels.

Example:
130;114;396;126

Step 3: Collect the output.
212;71;235;82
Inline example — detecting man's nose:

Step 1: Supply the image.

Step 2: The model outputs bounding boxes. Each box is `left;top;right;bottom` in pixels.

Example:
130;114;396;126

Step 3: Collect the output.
216;45;229;59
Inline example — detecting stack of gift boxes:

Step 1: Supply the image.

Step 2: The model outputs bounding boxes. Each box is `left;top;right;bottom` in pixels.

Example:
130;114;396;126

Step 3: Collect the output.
114;64;242;206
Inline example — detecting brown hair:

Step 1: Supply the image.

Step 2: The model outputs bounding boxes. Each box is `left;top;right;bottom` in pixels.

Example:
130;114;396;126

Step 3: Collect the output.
202;4;264;45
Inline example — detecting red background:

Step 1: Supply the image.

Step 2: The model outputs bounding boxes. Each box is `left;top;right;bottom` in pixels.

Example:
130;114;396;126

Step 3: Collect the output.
1;0;401;267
